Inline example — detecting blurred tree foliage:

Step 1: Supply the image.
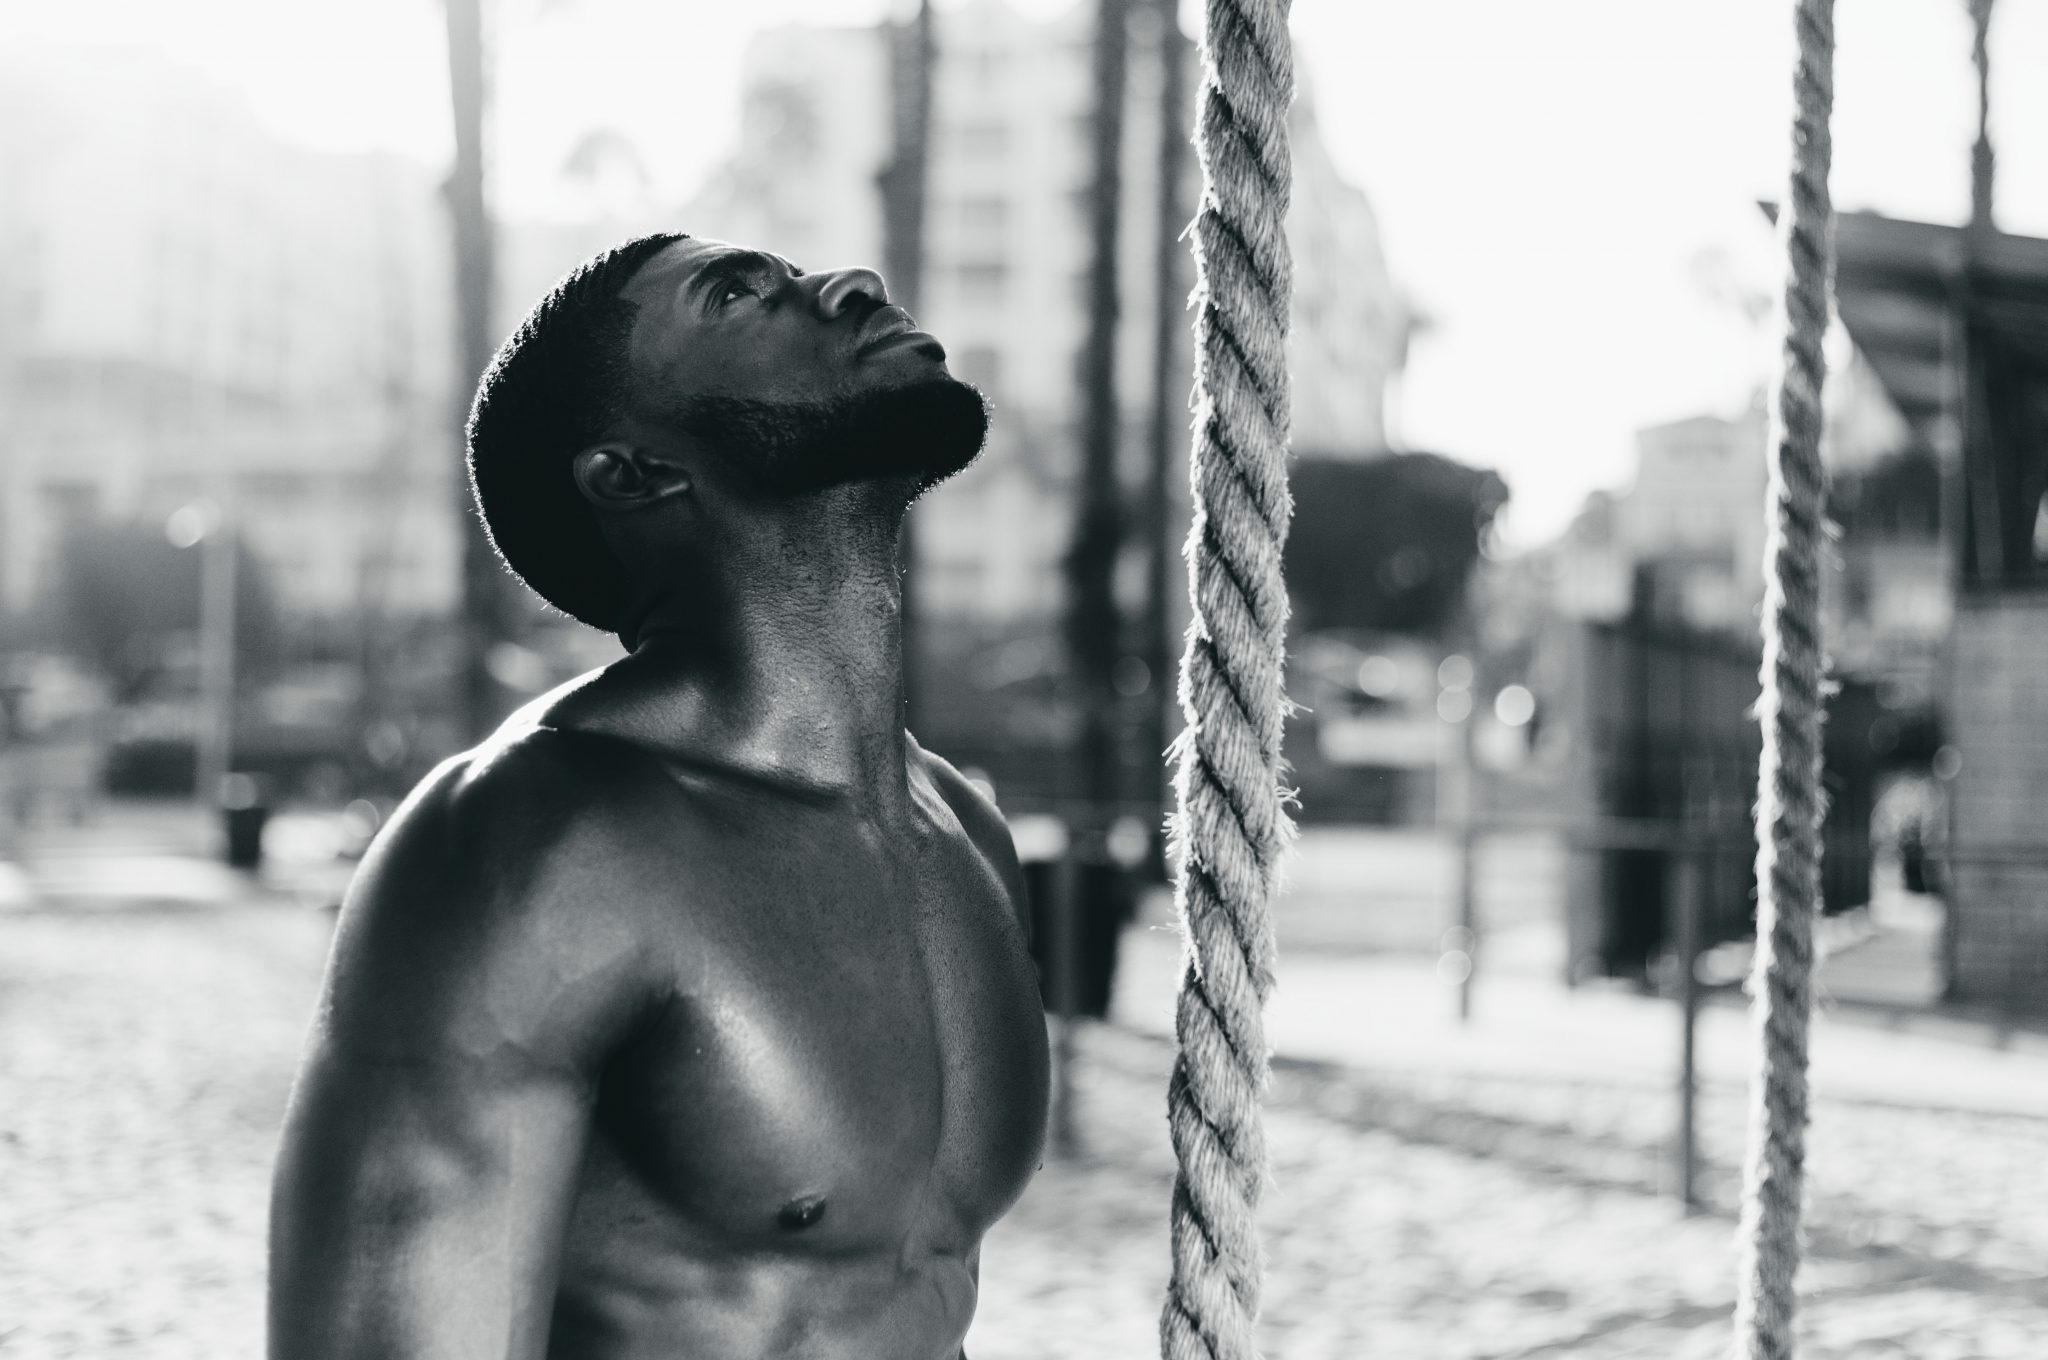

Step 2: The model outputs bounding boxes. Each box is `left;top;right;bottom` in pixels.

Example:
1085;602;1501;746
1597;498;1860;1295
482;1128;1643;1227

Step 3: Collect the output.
45;520;282;702
1285;452;1509;637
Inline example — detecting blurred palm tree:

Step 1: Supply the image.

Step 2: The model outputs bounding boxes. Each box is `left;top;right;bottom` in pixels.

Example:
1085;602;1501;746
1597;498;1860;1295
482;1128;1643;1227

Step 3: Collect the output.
443;0;505;742
1143;0;1191;837
1066;0;1132;829
880;0;935;724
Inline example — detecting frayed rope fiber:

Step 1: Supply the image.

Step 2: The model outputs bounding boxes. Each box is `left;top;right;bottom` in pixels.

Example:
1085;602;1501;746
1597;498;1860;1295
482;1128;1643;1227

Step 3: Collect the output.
1160;1;1294;1358
1736;0;1836;1357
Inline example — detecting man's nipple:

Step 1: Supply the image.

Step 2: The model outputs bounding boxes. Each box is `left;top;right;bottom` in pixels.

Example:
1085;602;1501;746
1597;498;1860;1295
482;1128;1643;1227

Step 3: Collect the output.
777;1196;828;1231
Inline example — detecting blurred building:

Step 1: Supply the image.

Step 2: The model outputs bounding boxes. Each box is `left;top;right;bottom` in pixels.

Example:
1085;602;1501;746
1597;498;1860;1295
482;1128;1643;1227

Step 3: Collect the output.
683;0;1407;628
1525;489;1632;624
0;44;459;625
1619;404;1772;632
1522;350;1934;673
1517;404;1769;635
1829;209;2048;1015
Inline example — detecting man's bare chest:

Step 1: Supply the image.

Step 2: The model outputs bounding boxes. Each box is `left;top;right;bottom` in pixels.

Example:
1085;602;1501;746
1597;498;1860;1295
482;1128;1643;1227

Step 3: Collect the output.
567;817;1050;1257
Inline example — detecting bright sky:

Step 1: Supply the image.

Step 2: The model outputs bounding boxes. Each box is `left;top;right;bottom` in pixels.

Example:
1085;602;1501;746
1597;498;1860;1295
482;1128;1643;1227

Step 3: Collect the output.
8;0;2046;544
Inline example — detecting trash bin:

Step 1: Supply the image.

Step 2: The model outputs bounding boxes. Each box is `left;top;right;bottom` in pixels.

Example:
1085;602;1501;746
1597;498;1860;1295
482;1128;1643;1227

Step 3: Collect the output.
1012;815;1141;1020
220;771;271;870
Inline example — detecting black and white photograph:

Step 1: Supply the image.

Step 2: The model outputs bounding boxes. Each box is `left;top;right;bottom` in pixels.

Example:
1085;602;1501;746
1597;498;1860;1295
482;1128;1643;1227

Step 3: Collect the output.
1;1;2045;1356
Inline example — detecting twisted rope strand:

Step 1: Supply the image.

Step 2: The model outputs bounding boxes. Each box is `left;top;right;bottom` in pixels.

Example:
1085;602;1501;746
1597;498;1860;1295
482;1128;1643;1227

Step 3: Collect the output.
1736;2;1835;1357
1162;0;1293;1357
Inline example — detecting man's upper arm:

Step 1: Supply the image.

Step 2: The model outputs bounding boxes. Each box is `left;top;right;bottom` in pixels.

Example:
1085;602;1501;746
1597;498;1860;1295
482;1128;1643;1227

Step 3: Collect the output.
270;744;657;1360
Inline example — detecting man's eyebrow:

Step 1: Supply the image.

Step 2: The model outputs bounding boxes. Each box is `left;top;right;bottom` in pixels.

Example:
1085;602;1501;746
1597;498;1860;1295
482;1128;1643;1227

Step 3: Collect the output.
683;250;800;304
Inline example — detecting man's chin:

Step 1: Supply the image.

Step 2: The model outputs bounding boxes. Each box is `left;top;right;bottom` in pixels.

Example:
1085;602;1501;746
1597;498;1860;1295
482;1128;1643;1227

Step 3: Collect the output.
844;376;991;493
677;379;992;500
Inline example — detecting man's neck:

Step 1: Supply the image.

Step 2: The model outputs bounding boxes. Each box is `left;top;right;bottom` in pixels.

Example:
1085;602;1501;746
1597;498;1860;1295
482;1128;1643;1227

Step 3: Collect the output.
622;491;914;811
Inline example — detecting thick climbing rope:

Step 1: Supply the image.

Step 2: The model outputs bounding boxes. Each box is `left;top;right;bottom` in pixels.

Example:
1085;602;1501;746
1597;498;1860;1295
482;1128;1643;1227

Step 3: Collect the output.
1160;0;1293;1357
1737;1;1835;1357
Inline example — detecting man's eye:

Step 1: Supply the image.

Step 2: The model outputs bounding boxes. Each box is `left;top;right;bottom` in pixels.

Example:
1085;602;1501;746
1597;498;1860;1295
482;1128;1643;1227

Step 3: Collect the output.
716;278;756;306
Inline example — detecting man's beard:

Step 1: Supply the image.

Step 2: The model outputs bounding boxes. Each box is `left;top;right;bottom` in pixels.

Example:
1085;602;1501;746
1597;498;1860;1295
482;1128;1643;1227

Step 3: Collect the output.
670;378;990;500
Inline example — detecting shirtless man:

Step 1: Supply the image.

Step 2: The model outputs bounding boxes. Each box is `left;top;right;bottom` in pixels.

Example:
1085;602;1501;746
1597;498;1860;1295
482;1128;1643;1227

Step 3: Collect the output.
269;233;1050;1359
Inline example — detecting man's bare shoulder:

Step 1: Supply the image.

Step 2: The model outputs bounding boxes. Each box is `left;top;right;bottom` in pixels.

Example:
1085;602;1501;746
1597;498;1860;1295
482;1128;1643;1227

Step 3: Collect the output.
912;748;995;838
912;742;1031;941
324;727;685;1070
352;724;666;907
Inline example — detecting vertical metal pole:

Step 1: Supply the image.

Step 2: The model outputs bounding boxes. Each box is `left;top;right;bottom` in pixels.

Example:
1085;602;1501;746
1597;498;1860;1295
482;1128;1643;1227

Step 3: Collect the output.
1049;847;1082;1158
192;180;236;818
1938;756;1962;1000
1674;845;1702;1211
1936;266;1968;1000
1457;692;1482;1022
1439;668;1479;1022
196;503;237;811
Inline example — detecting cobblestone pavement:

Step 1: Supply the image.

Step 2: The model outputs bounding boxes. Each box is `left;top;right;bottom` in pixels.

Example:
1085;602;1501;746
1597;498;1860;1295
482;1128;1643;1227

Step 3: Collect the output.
0;905;332;1359
3;904;2044;1359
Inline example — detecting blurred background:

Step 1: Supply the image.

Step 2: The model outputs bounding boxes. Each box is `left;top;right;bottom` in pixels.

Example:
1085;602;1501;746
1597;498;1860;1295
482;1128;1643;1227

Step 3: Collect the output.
2;0;2047;1356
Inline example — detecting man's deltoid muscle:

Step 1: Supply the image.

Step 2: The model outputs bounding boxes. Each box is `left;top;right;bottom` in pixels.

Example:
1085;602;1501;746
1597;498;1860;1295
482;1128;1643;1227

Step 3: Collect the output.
268;234;1051;1360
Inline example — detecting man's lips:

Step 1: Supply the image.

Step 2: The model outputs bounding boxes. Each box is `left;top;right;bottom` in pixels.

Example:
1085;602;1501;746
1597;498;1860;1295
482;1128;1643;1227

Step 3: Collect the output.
856;306;942;356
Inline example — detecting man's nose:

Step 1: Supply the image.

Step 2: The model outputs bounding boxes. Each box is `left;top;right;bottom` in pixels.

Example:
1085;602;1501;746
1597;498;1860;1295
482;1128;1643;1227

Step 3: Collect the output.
815;267;890;319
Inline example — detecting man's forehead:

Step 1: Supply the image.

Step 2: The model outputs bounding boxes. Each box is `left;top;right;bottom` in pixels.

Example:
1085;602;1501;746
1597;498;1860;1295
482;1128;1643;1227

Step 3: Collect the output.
620;239;756;371
625;237;792;298
623;237;718;297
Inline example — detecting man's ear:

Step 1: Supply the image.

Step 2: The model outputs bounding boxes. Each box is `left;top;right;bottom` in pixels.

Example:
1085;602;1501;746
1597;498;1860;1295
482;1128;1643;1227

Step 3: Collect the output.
570;442;693;512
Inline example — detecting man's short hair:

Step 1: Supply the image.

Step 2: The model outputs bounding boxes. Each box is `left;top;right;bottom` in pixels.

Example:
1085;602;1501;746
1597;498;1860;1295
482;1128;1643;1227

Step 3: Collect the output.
466;231;687;632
